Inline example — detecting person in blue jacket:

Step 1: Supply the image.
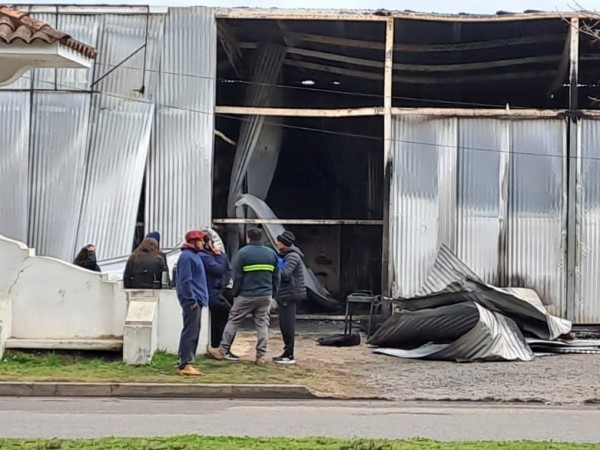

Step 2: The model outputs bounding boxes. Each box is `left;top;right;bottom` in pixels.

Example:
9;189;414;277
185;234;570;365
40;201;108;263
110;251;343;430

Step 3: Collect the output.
198;232;239;360
175;230;209;376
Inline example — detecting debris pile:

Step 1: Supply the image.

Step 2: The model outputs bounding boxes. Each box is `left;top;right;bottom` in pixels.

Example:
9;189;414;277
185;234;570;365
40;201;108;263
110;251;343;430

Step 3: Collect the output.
369;245;600;362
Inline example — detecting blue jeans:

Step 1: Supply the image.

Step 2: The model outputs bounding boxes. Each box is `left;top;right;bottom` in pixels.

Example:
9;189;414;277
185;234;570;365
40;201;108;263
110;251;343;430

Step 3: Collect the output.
178;302;202;369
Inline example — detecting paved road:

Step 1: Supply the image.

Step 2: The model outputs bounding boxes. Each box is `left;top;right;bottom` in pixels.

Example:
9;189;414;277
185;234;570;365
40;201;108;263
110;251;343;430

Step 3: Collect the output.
0;398;599;442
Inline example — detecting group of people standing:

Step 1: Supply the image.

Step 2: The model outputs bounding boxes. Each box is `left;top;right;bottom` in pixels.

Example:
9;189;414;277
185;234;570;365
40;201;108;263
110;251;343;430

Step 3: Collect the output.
90;226;306;376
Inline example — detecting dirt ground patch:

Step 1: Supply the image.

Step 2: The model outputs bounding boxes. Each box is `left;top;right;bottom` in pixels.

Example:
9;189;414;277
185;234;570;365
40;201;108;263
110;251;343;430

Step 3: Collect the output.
234;321;600;404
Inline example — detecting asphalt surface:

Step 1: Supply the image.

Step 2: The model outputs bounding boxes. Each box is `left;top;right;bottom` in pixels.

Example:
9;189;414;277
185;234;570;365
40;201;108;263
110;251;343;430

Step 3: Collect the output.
1;398;600;442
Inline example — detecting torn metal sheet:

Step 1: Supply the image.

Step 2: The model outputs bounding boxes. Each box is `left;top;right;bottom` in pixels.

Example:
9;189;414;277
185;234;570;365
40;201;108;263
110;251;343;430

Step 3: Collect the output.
404;245;571;340
234;194;338;310
227;43;286;217
372;302;535;362
372;245;570;362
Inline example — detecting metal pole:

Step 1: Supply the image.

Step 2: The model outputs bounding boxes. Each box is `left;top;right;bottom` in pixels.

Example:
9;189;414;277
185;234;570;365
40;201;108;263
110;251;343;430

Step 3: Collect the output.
381;17;394;312
566;18;579;322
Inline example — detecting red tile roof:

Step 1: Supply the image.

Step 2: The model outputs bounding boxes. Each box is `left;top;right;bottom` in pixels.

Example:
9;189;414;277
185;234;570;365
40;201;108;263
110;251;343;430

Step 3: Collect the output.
0;6;97;59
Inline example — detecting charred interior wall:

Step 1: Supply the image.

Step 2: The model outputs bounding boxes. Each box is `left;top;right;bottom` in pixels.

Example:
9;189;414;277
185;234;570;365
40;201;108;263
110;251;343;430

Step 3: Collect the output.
212;11;600;320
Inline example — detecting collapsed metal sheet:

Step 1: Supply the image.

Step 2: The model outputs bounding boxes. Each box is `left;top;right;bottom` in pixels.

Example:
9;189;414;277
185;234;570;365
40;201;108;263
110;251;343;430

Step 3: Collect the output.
234;194;338;309
411;245;571;340
374;303;535;362
372;245;570;362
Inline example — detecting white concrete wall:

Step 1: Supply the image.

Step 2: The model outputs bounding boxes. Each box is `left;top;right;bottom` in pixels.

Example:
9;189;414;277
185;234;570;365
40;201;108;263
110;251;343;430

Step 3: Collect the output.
0;234;208;359
156;290;209;355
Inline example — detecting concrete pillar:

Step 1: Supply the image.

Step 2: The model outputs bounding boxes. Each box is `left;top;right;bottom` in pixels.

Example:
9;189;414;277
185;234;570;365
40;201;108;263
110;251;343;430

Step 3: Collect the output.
123;292;158;365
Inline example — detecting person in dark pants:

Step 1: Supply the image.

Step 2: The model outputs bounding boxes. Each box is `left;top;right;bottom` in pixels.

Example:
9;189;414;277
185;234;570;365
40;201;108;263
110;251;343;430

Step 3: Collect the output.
123;238;167;289
73;244;101;272
175;230;209;376
208;228;280;366
273;231;306;365
146;231;170;286
198;233;239;361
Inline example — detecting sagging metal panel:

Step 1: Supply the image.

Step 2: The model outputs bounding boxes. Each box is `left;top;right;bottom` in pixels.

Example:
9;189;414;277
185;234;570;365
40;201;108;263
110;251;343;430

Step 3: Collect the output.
508;119;567;317
227;43;287;215
576;119;600;323
28;93;91;260
457;119;507;285
390;116;456;297
76;95;154;260
0;92;30;242
146;7;216;249
94;14;165;101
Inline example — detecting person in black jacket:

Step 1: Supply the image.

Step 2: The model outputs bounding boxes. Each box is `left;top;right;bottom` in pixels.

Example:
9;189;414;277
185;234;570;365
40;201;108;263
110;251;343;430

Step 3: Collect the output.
73;244;101;272
273;230;306;365
208;228;280;365
123;238;167;289
146;231;170;286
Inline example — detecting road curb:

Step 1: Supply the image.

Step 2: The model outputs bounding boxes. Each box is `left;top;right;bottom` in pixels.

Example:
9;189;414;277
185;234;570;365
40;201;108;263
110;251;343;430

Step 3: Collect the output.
0;382;316;399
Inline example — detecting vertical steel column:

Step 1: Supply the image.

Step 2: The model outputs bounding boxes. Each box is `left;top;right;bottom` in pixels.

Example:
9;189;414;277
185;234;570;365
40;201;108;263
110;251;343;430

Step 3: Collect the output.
566;17;580;321
381;17;394;309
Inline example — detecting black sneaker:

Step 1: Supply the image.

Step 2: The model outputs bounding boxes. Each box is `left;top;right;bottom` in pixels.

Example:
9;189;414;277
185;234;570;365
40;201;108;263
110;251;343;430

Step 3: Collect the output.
225;351;240;361
273;355;296;365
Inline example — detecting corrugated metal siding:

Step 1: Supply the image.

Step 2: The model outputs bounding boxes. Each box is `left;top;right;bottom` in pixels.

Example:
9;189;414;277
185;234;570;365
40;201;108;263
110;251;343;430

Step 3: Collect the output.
391;116;567;313
390;116;457;297
507;119;567;317
0;92;30;242
75;95;154;260
576;119;600;323
94;14;165;101
28;92;90;260
30;13;58;90
146;7;216;249
56;14;100;90
457;119;507;285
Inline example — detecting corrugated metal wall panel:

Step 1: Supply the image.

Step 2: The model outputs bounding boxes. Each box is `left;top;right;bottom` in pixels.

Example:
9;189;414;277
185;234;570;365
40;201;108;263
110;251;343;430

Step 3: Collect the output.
146;7;216;249
56;14;100;90
507;119;567;317
457;119;507;285
95;14;165;101
76;95;154;260
28;93;90;260
0;93;30;242
390;116;456;297
31;13;58;90
576;119;600;323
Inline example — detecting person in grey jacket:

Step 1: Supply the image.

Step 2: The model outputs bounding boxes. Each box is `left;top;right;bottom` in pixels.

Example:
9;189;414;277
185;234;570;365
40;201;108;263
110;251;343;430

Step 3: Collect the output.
273;230;306;365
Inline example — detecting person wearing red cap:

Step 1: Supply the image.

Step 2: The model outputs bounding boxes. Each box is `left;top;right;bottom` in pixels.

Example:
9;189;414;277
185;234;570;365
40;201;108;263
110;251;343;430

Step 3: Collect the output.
175;230;210;376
